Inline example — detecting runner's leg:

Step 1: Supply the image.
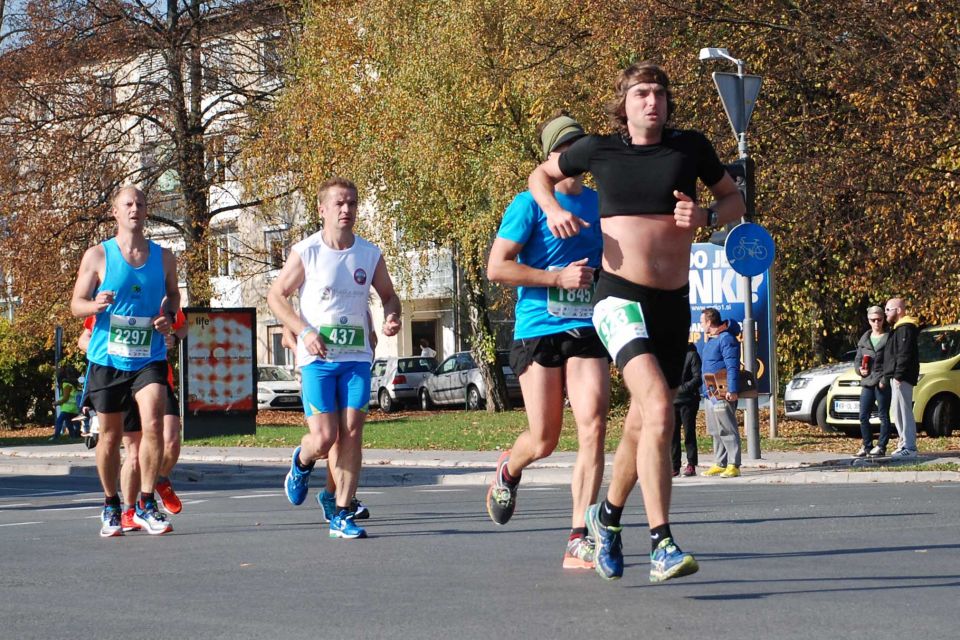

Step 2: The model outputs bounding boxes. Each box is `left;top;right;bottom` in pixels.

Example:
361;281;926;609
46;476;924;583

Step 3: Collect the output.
134;382;166;495
564;356;609;529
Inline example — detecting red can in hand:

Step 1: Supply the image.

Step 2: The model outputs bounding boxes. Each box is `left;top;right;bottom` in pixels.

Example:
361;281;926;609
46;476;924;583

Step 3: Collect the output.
862;355;872;370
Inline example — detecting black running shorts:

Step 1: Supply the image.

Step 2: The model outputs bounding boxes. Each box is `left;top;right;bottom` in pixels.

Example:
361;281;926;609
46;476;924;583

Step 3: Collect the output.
509;326;609;378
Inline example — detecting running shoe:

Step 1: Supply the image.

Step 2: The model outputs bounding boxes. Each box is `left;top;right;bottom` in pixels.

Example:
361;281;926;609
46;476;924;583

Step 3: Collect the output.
720;465;741;478
649;537;699;583
681;464;696;477
868;446;886;458
703;464;726;476
317;489;336;523
121;508;142;533
133;501;173;535
329;510;367;539
584;503;624;580
284;446;311;506
891;448;918;460
852;446;868;458
351;497;370;520
562;535;596;570
100;505;123;538
485;450;517;525
156;479;182;515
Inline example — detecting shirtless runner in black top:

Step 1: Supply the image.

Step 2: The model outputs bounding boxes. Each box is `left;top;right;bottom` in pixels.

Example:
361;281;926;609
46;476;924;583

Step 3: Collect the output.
529;61;745;582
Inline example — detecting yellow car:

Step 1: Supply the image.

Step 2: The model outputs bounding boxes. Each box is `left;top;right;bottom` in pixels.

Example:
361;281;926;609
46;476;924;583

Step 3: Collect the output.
825;324;960;437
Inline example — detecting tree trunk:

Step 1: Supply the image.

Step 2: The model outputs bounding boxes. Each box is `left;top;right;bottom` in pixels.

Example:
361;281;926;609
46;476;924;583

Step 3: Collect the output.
459;248;510;412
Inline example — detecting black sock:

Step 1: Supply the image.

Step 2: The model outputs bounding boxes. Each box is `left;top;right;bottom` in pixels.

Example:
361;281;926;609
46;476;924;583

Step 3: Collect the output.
569;527;588;540
104;495;120;509
140;492;155;508
295;456;315;473
336;505;350;515
501;464;521;487
599;499;624;527
650;524;673;551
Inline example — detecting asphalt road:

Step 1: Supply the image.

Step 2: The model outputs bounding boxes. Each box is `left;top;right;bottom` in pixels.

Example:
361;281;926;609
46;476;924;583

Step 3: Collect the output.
1;474;959;639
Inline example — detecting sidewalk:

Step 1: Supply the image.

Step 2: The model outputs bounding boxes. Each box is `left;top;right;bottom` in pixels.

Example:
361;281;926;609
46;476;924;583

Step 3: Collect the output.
2;442;959;486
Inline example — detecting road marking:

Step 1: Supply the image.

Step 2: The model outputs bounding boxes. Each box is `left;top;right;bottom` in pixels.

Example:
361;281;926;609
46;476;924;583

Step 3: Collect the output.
0;503;33;509
181;499;207;506
36;506;101;512
416;489;465;493
230;494;281;500
0;521;43;527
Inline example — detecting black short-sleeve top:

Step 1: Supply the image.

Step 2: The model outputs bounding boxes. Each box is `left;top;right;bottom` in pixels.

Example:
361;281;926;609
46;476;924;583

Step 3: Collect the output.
558;129;727;217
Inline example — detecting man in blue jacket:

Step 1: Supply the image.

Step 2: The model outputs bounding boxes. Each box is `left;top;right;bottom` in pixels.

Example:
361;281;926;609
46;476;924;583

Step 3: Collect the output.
699;308;742;478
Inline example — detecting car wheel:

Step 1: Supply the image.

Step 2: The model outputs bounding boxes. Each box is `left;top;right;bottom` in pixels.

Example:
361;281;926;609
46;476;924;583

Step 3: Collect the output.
813;393;837;433
379;389;395;413
419;389;432;411
465;385;483;411
923;395;958;438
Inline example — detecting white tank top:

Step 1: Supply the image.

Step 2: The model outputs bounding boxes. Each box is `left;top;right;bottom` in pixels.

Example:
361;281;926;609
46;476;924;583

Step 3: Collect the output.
294;231;381;366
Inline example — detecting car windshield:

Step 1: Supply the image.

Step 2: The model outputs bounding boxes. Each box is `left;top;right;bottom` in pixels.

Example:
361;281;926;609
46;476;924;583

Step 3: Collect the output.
918;329;960;363
398;358;436;373
258;367;296;382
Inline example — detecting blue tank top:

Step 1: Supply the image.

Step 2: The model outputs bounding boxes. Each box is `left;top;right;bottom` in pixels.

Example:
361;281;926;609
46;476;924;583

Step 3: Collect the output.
86;238;168;371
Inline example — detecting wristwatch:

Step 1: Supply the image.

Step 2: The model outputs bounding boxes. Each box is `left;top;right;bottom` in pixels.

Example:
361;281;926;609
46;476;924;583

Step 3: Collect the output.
706;207;719;227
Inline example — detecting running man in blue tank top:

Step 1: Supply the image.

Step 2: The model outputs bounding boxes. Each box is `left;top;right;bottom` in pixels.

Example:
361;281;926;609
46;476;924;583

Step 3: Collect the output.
70;186;181;538
485;115;610;570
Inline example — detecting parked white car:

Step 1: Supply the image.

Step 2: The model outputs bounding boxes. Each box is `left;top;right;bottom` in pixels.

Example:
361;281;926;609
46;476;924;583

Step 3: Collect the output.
783;351;856;431
257;365;303;411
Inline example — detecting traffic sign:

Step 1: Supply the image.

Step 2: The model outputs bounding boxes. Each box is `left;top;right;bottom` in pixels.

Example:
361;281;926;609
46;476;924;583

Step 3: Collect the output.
724;222;774;277
713;72;762;136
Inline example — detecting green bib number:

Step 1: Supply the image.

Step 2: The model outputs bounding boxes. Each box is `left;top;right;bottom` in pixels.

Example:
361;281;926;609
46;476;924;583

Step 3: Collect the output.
317;324;366;352
592;297;649;361
107;315;155;359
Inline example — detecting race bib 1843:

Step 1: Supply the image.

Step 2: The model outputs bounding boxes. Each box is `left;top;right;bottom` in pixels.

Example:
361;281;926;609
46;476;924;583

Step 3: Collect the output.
592;296;649;361
107;314;155;359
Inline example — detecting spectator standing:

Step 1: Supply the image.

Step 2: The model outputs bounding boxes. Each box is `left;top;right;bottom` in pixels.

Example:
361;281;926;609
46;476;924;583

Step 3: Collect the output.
699;308;742;478
419;339;437;359
671;342;702;477
51;373;81;440
882;297;920;458
853;305;892;458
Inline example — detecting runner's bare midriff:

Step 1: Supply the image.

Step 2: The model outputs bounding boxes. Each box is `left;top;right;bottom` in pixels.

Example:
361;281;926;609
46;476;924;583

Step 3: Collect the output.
600;214;694;290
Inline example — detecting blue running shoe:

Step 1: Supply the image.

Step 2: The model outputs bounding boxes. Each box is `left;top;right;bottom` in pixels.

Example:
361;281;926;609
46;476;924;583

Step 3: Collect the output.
649;537;699;583
317;489;336;522
285;446;311;506
330;510;367;539
585;503;623;580
133;501;173;535
100;505;123;538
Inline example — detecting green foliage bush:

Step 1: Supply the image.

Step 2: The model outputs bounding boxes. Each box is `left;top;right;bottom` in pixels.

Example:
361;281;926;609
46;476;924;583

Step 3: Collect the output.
0;320;57;428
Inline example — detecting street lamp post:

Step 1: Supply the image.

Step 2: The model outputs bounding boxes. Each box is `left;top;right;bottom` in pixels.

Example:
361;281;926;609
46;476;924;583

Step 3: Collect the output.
698;47;767;459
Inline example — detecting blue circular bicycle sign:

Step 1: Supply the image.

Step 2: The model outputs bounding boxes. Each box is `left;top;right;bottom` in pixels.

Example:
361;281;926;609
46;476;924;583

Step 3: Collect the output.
724;222;775;277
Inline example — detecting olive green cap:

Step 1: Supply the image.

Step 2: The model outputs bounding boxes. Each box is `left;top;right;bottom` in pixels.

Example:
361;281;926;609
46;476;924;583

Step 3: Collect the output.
540;115;586;159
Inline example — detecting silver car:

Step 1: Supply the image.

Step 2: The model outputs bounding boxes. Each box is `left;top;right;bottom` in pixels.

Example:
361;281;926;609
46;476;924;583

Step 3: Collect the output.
370;356;437;413
783;351;855;431
418;351;522;410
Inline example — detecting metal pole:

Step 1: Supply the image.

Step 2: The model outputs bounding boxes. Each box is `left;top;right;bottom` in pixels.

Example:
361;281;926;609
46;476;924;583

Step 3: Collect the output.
735;62;761;459
767;261;779;438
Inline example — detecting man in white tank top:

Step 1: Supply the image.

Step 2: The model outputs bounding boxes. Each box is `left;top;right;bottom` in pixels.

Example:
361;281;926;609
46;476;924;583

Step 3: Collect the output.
268;177;401;539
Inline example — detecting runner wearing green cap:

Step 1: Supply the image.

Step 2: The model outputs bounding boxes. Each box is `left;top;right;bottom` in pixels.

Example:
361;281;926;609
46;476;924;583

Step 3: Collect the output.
486;113;609;569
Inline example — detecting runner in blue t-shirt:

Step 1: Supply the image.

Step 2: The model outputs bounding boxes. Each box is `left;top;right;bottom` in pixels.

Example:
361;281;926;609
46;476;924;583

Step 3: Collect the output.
485;115;610;570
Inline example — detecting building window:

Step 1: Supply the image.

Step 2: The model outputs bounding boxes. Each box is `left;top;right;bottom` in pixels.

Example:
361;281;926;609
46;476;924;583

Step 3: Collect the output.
259;36;282;80
268;325;292;367
204;42;233;92
264;228;288;270
96;75;115;110
206;135;226;183
207;232;236;277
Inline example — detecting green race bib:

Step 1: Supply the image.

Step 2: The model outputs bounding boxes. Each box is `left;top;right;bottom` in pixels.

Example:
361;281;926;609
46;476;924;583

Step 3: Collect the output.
592;296;649;362
107;314;155;359
316;314;366;355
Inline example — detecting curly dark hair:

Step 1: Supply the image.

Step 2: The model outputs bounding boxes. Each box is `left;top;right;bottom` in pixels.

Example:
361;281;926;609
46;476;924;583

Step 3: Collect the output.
604;61;675;134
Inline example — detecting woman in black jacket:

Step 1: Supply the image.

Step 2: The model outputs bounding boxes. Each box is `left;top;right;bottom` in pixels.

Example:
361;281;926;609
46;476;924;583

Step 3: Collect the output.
853;306;892;458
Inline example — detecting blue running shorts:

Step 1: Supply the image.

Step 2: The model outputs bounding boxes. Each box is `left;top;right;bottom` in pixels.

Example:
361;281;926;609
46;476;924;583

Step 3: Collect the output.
300;360;372;416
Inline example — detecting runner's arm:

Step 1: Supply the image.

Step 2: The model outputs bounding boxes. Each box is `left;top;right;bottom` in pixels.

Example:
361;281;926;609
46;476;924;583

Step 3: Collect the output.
371;257;401;338
528;155;589;239
70;246;110;318
486;237;593;290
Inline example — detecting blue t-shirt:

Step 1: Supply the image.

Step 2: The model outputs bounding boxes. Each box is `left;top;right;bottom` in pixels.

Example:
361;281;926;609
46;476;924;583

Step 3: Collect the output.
496;188;602;339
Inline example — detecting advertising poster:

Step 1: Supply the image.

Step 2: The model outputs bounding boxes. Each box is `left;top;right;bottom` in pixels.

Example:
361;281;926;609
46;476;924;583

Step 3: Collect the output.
688;243;772;394
183;308;256;414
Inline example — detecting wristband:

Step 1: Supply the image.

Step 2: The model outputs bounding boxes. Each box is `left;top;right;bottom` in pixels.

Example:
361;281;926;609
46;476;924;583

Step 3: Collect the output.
299;326;317;340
